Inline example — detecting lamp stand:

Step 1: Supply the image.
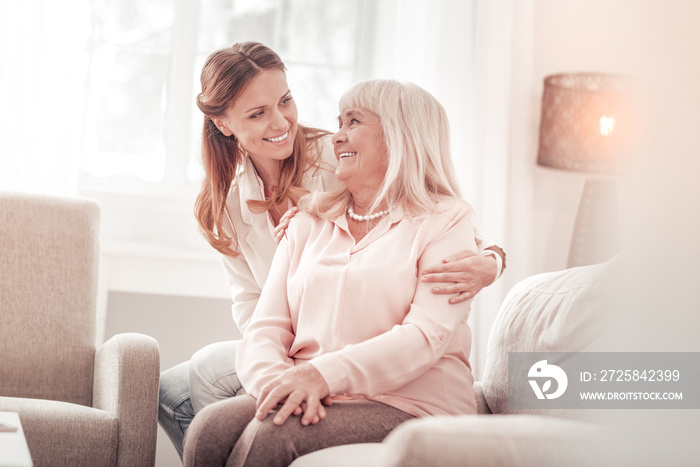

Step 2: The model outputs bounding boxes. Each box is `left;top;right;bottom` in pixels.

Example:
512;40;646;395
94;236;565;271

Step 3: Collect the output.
567;177;621;268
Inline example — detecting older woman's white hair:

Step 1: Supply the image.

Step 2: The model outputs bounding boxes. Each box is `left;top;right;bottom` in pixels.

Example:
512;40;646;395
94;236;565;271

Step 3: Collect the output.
306;79;462;219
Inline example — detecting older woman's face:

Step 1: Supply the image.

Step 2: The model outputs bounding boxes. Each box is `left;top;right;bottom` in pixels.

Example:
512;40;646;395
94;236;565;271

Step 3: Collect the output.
332;107;388;194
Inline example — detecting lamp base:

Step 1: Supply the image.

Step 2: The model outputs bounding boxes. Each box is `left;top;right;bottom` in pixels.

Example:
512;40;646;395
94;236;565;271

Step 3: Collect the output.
567;178;621;268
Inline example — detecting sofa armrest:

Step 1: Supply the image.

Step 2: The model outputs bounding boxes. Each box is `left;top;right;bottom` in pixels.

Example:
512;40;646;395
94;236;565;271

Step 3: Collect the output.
381;415;604;467
93;333;160;467
473;382;491;414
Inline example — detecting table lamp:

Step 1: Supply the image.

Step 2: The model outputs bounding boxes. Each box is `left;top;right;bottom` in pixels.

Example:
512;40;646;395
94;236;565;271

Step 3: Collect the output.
537;72;634;268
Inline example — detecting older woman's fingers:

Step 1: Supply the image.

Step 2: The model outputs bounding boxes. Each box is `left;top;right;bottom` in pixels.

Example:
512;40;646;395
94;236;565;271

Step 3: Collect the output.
257;381;274;411
256;383;311;423
256;364;330;424
301;396;321;426
271;390;306;425
256;383;288;420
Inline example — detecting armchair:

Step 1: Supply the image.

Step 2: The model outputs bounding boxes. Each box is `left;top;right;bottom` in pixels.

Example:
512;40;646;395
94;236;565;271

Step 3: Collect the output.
0;192;160;467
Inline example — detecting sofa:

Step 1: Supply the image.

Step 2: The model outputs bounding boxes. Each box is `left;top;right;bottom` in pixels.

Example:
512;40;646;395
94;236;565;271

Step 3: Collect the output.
292;260;618;466
0;192;161;467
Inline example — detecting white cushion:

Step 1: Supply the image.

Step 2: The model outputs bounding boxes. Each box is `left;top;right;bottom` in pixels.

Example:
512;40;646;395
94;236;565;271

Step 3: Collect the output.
482;261;615;416
290;443;384;467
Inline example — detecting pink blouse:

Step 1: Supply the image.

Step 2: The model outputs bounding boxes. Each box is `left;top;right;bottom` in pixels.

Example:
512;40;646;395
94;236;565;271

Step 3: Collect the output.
236;199;477;418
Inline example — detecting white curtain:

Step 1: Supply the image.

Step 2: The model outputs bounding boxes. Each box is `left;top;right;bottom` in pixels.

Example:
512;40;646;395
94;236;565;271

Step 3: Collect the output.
368;0;536;377
0;0;90;195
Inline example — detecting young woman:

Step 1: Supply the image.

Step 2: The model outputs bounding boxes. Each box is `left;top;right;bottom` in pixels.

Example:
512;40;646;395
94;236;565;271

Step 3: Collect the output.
158;42;505;458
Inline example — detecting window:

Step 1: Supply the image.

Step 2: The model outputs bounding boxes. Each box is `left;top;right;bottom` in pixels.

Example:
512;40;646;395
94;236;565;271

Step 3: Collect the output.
79;0;363;196
81;0;175;184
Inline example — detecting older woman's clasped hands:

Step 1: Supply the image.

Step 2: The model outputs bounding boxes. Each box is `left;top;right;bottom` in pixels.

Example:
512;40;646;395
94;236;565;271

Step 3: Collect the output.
255;363;331;426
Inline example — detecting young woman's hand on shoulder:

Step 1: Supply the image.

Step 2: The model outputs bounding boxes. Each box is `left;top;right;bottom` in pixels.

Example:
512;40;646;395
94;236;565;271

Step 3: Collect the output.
273;206;299;244
421;249;500;304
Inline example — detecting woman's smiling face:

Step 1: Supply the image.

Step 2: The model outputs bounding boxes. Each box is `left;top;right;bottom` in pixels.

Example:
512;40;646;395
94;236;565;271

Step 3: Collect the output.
214;68;298;166
332;107;389;197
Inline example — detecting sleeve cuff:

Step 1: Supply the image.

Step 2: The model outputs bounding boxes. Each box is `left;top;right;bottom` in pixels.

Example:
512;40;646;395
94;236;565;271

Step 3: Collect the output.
309;355;347;395
481;249;503;278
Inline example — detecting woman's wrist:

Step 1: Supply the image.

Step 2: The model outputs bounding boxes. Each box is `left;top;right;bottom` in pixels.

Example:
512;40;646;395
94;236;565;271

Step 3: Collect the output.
481;249;503;279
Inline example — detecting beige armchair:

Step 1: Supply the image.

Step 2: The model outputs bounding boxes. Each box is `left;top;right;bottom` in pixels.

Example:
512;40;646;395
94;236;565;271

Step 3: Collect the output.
0;192;160;467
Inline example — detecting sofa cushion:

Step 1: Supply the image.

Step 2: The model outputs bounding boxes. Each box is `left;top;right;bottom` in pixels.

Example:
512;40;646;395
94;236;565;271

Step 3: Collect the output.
482;261;616;416
381;415;603;467
290;416;605;467
289;443;385;467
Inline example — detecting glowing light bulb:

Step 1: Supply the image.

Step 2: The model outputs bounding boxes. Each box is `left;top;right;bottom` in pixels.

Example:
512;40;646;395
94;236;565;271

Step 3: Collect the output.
599;116;615;136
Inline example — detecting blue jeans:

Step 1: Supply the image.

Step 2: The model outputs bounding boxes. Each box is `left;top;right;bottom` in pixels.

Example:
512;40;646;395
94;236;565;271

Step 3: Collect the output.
158;340;243;460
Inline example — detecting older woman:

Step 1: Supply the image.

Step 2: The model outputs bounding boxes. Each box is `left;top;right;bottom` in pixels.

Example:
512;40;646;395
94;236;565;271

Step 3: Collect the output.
183;80;480;467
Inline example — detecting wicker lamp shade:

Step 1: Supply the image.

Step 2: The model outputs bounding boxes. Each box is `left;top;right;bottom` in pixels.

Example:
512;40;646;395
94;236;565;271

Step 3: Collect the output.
537;73;634;174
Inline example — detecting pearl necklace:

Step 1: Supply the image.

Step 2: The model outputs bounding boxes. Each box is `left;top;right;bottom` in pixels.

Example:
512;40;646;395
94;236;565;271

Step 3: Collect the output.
347;206;390;222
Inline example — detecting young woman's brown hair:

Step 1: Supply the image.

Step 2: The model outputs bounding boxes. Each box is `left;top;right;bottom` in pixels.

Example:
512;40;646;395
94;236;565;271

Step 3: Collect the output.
194;41;327;256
